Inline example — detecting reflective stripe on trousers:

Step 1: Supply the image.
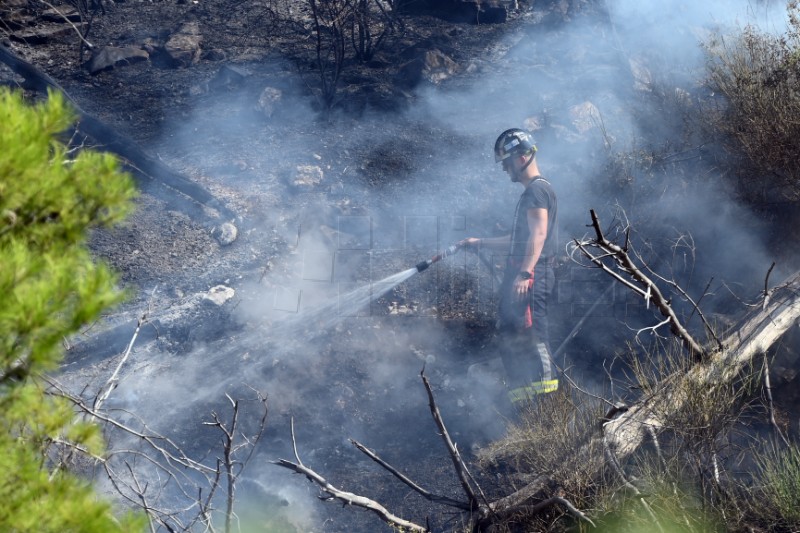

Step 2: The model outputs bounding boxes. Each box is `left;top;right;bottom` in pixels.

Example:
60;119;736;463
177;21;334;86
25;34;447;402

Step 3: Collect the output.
508;379;560;403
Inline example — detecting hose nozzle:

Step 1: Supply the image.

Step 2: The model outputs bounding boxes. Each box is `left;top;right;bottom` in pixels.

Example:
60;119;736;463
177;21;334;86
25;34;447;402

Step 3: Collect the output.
415;243;461;273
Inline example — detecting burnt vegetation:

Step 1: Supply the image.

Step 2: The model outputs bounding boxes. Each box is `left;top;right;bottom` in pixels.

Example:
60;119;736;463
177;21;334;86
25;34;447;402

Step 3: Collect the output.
3;0;800;532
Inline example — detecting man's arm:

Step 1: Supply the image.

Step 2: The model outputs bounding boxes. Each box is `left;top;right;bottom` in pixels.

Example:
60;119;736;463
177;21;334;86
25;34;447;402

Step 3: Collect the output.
509;207;547;300
520;207;548;274
460;235;510;251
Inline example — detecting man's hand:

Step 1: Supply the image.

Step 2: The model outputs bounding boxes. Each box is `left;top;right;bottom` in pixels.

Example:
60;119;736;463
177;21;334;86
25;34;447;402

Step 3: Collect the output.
514;274;532;301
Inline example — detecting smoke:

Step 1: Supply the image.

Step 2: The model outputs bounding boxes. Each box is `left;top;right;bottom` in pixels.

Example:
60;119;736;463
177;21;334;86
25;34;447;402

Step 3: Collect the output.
67;1;799;530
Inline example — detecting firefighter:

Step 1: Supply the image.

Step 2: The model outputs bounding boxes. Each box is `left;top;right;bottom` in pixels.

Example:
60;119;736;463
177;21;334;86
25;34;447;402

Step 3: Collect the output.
460;128;559;405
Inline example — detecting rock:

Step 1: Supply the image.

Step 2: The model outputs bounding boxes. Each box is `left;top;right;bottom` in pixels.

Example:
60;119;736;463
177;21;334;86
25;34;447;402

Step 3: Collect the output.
396;48;459;88
523;114;546;133
201;48;227;62
0;0;30;30
568;101;601;134
11;24;78;44
291;165;324;189
216;222;238;246
629;57;652;92
164;21;202;67
41;6;81;23
209;64;251;91
87;46;149;74
256;86;282;118
203;285;235;306
422;49;460;83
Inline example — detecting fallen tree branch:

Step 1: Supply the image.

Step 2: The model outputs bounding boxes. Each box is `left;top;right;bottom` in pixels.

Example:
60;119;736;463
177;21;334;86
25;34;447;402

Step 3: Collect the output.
93;311;148;411
351;439;470;510
603;270;800;461
274;420;428;532
420;370;483;513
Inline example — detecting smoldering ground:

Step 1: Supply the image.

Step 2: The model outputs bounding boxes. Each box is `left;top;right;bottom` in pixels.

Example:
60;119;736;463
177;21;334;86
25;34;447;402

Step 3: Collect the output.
54;1;797;531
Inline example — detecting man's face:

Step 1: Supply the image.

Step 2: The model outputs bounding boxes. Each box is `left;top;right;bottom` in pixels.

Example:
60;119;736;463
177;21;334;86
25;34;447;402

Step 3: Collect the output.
502;154;524;182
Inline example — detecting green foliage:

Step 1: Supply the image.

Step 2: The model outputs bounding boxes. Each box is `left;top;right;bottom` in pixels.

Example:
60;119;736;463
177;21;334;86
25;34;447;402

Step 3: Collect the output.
0;88;143;532
752;441;800;529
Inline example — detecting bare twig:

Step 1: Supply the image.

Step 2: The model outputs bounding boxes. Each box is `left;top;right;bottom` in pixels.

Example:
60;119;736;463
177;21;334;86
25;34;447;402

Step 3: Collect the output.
36;0;94;49
201;390;267;533
645;267;724;351
762;353;790;447
573;209;706;360
350;440;470;510
524;496;597;528
275;421;427;532
763;261;776;310
420;370;480;511
45;375;267;532
602;429;664;532
93;311;148;411
635;316;671;340
559;371;619;410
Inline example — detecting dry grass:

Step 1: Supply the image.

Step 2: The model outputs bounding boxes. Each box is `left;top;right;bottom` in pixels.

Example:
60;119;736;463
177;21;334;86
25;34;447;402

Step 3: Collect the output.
703;1;800;204
476;383;607;529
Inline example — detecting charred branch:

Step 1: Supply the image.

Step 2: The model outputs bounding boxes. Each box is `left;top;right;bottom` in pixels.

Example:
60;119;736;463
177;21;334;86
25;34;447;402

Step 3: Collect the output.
274;419;428;532
277;372;597;532
573;209;706;359
45;376;268;532
274;458;428;532
0;41;237;227
420;370;484;513
351;439;471;510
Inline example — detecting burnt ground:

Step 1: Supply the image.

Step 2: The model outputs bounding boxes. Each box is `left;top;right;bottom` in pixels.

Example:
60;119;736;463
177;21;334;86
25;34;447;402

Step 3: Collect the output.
6;0;800;531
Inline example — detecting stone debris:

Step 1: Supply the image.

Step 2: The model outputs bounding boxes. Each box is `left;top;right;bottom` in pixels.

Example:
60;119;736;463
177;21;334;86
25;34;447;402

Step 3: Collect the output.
209;64;251;90
87;46;149;74
11;24;79;44
165;21;202;67
568;101;601;134
397;47;459;88
256;86;283;118
216;222;238;246
203;285;235;306
291;165;324;189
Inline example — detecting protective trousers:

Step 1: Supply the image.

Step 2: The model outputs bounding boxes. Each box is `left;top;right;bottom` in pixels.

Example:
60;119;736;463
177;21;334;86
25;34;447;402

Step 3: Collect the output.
496;259;557;403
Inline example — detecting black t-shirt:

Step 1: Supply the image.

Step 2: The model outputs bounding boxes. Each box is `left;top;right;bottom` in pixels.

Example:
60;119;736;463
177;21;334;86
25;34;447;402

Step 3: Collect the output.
508;177;558;262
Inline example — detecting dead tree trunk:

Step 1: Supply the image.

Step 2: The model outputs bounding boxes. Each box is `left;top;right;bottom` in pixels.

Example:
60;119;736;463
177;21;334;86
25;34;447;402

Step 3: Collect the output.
603;269;800;459
0;40;237;228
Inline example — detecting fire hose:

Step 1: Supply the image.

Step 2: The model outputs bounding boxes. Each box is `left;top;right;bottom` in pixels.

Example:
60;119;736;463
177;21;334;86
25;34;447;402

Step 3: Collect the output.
415;243;463;272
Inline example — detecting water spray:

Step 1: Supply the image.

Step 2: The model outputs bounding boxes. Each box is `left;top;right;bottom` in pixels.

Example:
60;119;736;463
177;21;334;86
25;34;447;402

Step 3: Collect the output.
415;243;462;273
